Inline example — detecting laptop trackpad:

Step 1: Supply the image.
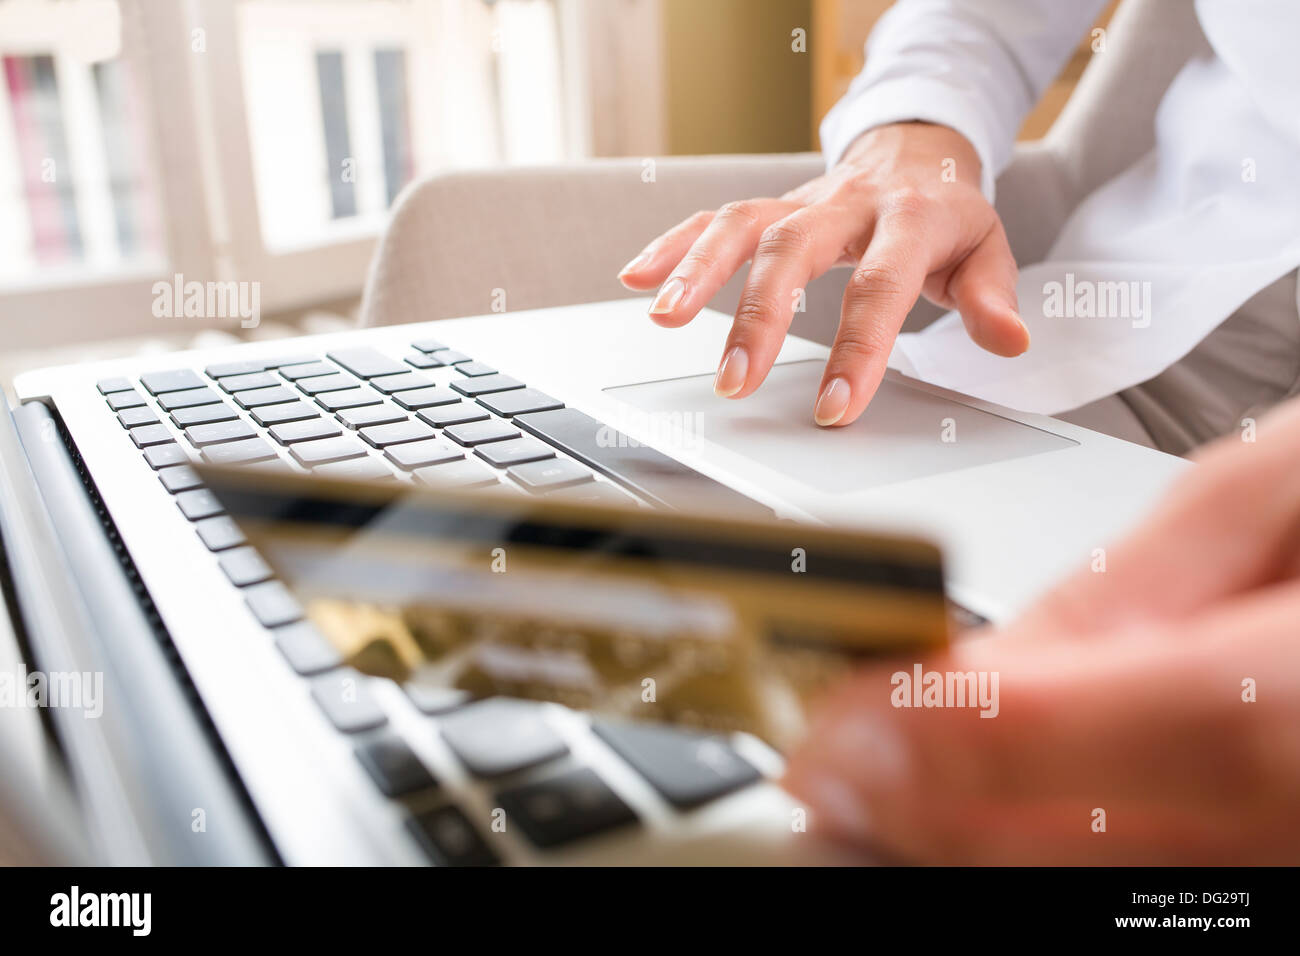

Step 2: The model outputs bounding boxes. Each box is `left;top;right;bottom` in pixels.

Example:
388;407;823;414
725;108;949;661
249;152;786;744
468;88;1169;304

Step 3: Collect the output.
605;360;1076;493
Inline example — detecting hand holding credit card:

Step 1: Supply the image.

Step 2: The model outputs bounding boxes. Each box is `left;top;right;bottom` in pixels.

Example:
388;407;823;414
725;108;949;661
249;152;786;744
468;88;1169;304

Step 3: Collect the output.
198;464;951;750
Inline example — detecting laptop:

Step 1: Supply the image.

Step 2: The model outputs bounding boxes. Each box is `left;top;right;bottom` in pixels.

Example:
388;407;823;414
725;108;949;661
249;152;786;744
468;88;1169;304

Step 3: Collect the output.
1;297;1189;865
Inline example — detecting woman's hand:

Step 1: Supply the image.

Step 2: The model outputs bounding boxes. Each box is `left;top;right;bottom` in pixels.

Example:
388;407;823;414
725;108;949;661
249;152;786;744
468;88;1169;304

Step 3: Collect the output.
618;122;1030;427
782;399;1300;863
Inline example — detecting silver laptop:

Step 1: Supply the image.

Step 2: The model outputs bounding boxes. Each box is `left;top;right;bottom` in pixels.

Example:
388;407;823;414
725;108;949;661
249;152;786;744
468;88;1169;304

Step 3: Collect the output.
2;297;1188;865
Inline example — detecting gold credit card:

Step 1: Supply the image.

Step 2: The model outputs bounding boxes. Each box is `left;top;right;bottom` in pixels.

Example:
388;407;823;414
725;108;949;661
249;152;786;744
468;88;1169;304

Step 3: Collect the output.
197;464;950;750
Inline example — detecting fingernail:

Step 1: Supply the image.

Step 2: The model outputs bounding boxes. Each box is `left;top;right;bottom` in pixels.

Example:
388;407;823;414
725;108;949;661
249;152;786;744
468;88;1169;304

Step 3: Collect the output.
618;252;649;278
648;276;686;316
814;377;851;426
797;773;874;842
713;346;748;397
1015;313;1031;348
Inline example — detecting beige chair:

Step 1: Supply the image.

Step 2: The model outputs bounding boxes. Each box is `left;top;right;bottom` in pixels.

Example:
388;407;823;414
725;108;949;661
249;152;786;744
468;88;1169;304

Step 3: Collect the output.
361;0;1206;349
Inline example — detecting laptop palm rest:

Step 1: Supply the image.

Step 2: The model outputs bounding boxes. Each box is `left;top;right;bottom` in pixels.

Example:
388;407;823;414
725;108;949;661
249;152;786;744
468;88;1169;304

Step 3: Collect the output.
605;360;1077;493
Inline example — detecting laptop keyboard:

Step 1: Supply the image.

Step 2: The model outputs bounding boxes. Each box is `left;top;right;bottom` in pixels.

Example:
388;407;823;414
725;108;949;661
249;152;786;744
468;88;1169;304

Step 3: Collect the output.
94;335;771;864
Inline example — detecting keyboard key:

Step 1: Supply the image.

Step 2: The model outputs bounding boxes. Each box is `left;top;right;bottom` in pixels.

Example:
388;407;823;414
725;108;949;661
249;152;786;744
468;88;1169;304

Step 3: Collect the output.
270;418;341;445
432;349;471;365
406;805;499;867
546;482;638;507
337;404;407;429
106;390;146;411
417;402;489;428
218;547;273;587
296;373;356;395
444;419;519;446
405;352;441;369
410;337;446;353
312;457;395;481
327;347;407;379
496;767;637;848
244;580;303;628
157;464;203;493
439;699;568;778
205;360;265;379
219;371;280;392
143;443;189;469
156;387;222;411
194;515;246;551
508;458;593;492
475;437;554;468
370;371;436;394
117;406;159;428
413;459;499;489
234;385;299;408
129;424;173;448
455;361;497;377
252;401;320;426
264;355;321;369
97;377;133;394
310;669;387;732
392;386;459;410
591;721;761;808
176;488;224;520
477;388;563;417
288;436;368;467
278;361;336;381
274;621;342;675
359;419;436;447
383;439;463;470
355;735;439;797
315;387;383;412
450;374;524;397
171;403;239;427
140;369;204;394
185;419;257;447
404;684;470;715
202;437;278;465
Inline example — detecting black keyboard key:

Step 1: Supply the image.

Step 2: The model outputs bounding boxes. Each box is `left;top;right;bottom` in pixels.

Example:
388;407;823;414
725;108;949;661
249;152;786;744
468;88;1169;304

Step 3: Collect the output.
477;388;563;417
171;402;239;427
157;464;203;493
355;735;439;797
296;373;355;395
450;374;524;397
274;621;342;675
140;369;204;394
410;337;446;353
117;406;159;428
383;439;463;470
244;580;303;628
129;424;173;448
439;699;568;778
251;401;319;426
417;402;489;428
475;437;554;468
406;806;499;867
337;404;407;429
279;361;336;381
312;457;395;481
515;407;769;517
496;768;637;848
202;437;278;465
185;419;257;447
592;720;761;808
444;419;519;446
176;488;224;520
234;385;301;409
205;360;266;379
289;436;368;466
219;371;280;392
194;515;246;551
413;459;499;489
392;386;459;410
455;361;497;377
370;371;436;394
404;684;470;715
218;546;273;587
106;390;146;410
143;443;189;469
432;349;471;365
359;419;436;447
156;387;222;411
508;458;593;492
315;387;383;412
310;669;386;732
327;347;407;379
97;377;133;394
270;418;341;445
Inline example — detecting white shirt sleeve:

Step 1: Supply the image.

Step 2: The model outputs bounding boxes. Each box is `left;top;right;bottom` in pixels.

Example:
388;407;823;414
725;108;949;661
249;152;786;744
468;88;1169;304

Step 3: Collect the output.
820;0;1109;200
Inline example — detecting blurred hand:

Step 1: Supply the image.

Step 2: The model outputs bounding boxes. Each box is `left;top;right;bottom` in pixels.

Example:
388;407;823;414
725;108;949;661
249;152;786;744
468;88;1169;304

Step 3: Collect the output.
783;398;1300;863
618;122;1030;427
